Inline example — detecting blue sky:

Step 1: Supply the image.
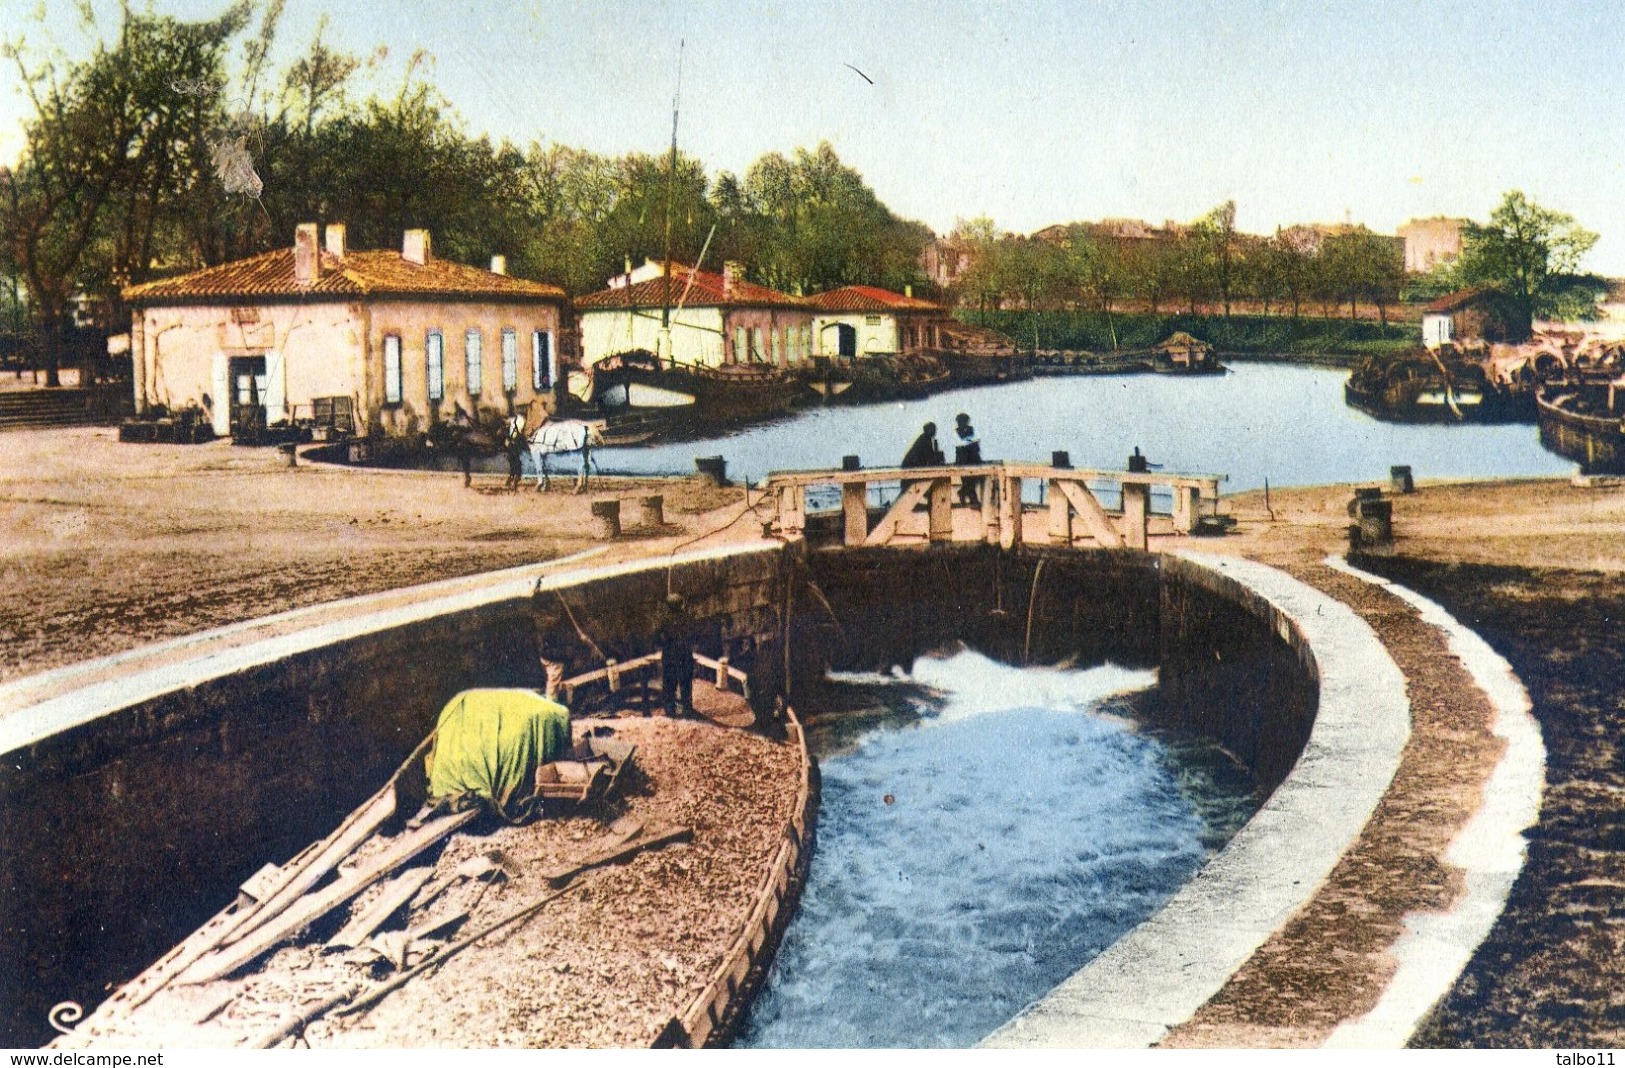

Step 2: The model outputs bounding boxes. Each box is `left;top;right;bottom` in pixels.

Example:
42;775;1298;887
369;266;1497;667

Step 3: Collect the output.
6;0;1625;271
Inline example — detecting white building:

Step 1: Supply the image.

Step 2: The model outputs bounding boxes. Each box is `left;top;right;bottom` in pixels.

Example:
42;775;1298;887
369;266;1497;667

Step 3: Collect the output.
575;260;812;370
807;285;945;358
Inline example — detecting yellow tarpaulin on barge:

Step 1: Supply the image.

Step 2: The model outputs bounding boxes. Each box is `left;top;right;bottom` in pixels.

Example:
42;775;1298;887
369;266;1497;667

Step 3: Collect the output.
426;688;571;820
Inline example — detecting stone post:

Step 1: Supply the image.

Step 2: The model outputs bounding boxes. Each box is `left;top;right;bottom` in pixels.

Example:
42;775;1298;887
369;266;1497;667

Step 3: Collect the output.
635;494;664;527
1351;497;1394;552
589;499;621;539
694;455;728;486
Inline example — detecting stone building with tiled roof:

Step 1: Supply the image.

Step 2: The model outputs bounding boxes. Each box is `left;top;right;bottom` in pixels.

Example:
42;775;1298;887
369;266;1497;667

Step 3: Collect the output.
1422;287;1500;348
575;259;814;373
806;284;946;359
124;224;569;439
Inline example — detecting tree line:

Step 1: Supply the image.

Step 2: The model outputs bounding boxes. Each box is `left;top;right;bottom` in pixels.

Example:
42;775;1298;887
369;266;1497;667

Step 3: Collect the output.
0;2;932;384
951;189;1603;348
948;202;1408;348
1;4;1603;384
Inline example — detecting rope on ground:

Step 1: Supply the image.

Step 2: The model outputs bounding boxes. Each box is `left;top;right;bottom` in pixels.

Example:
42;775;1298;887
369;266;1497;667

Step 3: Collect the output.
663;488;775;598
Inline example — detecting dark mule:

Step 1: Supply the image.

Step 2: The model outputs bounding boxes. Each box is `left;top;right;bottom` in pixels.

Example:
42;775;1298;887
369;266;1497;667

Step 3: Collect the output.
426;406;502;487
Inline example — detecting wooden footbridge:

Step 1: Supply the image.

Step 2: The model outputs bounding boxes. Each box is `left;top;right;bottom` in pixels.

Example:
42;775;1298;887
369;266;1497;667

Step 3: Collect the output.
761;460;1224;550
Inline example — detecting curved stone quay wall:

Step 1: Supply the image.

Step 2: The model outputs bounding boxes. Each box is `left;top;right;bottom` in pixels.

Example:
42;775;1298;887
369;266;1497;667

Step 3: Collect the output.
1;540;1392;1049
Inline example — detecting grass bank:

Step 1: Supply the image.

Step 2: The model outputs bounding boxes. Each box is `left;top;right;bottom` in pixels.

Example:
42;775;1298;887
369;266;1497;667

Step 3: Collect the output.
958;309;1418;363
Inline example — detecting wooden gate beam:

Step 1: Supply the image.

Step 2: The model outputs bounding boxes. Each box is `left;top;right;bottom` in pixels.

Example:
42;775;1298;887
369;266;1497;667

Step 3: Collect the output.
1056;479;1125;548
864;479;934;546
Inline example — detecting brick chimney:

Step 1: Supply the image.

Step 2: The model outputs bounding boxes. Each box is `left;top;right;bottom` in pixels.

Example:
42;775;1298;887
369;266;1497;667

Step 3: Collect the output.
722;261;742;299
293;223;320;287
324;223;347;259
402;229;432;266
490;254;507;275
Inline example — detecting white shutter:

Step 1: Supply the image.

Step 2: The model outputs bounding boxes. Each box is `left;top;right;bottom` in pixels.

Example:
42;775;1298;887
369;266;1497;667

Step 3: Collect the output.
264;348;287;422
211;354;229;435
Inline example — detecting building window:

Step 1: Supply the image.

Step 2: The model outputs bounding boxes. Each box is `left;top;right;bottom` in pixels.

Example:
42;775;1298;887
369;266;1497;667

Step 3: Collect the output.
501;328;518;393
383;334;402;405
734;326;746;364
751;327;763;362
768;327;779;365
533;330;552;389
427;331;444;402
465;329;482;395
866;314;882;326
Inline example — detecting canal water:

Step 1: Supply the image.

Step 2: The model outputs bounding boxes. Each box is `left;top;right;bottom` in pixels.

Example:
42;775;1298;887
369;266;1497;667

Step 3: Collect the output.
735;650;1260;1049
592;362;1572;490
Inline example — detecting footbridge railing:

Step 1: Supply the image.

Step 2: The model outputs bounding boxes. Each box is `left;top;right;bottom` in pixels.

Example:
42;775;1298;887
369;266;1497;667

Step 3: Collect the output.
761;461;1224;550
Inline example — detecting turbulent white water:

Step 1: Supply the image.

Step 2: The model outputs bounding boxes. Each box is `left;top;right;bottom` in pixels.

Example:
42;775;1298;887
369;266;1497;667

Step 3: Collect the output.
737;650;1258;1049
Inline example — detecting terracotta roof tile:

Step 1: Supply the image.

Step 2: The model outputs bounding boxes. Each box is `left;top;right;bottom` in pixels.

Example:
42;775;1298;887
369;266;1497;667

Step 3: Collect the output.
1425;287;1493;314
124;248;566;304
808;284;941;313
575;264;805;310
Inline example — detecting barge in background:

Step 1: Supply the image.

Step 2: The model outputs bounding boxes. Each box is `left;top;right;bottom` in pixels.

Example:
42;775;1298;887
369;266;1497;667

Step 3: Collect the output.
1537;379;1625;473
1344;353;1532;424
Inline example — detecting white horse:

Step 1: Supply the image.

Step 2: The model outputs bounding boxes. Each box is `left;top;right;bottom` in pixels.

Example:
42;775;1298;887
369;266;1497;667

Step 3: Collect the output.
528;415;605;492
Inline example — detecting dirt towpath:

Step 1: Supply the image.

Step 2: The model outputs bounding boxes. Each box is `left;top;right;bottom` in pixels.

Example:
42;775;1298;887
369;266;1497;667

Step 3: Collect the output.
0;427;746;683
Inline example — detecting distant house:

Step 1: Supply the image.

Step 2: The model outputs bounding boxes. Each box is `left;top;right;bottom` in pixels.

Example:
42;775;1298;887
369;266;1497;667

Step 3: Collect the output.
1422;288;1499;347
123;224;569;439
575;260;813;370
1397;217;1468;274
807;285;945;358
921;235;974;288
1030;218;1190;247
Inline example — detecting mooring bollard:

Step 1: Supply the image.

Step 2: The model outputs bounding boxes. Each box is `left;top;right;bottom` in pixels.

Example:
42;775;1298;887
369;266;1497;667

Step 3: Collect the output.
1349;496;1394;552
280;442;298;468
716;654;730;691
606;657;621;693
695;455;728;487
842;454;861;472
1348;486;1384;516
589;498;621;539
635;494;664;527
1051;450;1071;469
1390;465;1415;494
